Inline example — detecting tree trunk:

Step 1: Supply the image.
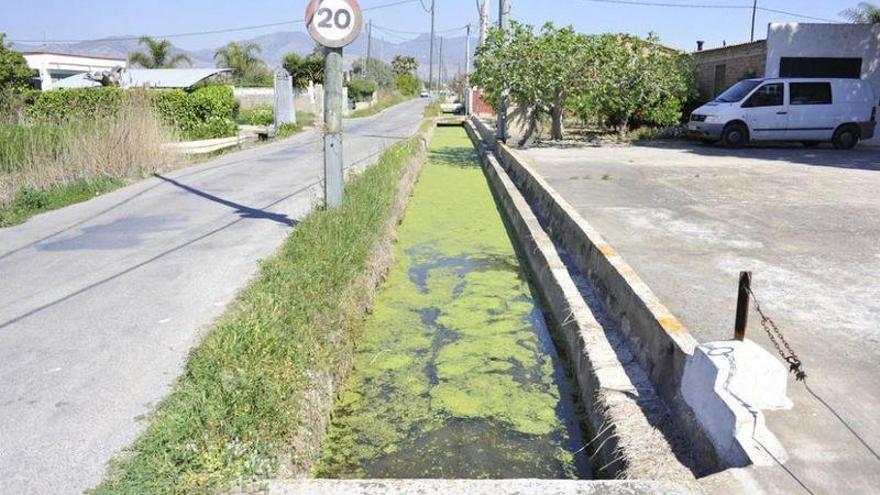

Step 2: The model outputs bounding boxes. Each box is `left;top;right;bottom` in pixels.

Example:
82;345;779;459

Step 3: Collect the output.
550;92;565;141
517;106;539;148
618;116;630;138
550;106;564;141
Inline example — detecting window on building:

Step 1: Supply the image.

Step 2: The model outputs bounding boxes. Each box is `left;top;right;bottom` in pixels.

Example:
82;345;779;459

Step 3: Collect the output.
744;83;784;107
713;64;727;97
780;57;862;78
790;82;833;105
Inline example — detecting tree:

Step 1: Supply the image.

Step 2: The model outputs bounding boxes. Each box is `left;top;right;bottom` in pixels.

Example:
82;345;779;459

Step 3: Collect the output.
578;33;693;136
282;53;324;90
352;57;395;88
0;33;31;99
129;37;192;69
391;55;418;76
215;42;271;87
473;22;593;144
841;2;880;23
396;73;420;96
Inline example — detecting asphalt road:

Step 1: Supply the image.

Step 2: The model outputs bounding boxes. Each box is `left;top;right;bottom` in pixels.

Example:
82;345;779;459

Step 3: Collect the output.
522;141;880;495
0;98;429;494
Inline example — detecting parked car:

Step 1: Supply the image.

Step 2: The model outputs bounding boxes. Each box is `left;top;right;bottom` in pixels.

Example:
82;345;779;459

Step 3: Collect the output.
420;90;431;98
689;78;877;149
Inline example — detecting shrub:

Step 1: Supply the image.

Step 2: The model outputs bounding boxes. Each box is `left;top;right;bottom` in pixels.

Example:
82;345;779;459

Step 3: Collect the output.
29;86;238;140
237;105;274;126
396;74;420;96
347;79;376;102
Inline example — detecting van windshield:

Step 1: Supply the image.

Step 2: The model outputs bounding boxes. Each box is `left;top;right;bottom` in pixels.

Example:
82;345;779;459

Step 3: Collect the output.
715;80;762;103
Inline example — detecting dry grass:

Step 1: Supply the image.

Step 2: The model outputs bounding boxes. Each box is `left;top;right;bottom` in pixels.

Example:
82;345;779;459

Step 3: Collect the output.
0;92;177;209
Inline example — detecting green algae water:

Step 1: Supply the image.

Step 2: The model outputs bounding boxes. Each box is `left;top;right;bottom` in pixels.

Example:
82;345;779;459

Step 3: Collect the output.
315;126;591;479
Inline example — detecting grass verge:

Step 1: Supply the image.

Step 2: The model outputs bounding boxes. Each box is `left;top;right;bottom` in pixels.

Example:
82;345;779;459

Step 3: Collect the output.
349;92;412;119
93;113;434;495
0;177;124;228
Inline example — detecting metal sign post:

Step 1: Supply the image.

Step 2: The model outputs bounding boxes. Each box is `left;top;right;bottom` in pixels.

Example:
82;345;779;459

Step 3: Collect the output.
306;0;363;208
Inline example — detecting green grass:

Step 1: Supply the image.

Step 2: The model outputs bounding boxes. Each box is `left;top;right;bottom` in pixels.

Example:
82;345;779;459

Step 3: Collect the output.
276;112;316;138
93;119;428;494
0;124;65;174
349;92;412;119
0;177;124;228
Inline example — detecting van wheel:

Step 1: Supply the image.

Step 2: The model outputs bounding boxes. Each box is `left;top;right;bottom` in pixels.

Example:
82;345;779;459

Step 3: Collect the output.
802;141;820;148
832;125;860;150
721;123;748;148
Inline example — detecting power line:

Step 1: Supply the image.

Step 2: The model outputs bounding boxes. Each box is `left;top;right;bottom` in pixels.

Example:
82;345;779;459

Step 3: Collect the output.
579;0;838;23
372;23;470;35
11;0;421;44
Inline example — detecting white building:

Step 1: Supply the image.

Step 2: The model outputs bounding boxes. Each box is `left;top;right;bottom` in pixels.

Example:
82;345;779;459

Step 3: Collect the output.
22;51;128;90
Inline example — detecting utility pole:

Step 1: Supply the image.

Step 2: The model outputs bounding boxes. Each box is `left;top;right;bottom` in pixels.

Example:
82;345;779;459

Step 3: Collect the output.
438;36;444;89
465;24;472;115
478;0;490;46
497;0;510;142
366;20;373;79
750;0;758;42
428;0;436;93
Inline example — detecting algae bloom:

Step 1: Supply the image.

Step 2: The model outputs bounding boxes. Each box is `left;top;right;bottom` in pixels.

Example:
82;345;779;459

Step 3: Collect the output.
315;127;591;479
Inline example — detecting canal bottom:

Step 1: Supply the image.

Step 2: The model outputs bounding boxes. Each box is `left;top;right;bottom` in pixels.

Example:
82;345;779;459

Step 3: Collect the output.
315;126;592;479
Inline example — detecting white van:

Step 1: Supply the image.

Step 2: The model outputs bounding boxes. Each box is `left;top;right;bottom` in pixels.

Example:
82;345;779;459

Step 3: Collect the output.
689;78;876;149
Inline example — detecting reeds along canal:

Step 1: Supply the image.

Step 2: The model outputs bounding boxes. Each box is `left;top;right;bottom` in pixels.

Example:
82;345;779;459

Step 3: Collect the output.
315;125;592;479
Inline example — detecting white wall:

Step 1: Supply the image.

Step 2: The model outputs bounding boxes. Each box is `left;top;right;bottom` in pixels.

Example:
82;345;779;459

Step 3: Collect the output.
766;23;880;144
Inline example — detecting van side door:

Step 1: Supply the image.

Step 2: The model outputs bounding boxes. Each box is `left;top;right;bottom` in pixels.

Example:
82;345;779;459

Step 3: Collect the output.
742;83;788;141
787;82;835;141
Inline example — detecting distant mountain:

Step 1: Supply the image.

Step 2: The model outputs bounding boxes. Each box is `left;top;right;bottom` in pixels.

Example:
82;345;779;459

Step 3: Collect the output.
13;30;474;81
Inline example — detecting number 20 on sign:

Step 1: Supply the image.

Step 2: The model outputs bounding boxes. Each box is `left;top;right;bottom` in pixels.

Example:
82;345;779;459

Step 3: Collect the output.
306;0;363;48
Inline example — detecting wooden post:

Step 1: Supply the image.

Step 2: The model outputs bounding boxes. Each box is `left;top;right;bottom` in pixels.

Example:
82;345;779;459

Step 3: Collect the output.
734;271;752;341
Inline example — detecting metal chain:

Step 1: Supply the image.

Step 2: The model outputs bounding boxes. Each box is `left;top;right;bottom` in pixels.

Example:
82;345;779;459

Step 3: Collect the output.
746;287;807;381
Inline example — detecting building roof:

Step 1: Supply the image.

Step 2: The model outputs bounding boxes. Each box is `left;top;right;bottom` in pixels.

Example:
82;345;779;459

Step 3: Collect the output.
692;39;766;55
20;51;128;62
54;68;232;90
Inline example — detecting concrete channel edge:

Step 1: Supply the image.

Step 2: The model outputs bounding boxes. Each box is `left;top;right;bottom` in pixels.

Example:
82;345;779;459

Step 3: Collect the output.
467;116;789;475
464;120;698;484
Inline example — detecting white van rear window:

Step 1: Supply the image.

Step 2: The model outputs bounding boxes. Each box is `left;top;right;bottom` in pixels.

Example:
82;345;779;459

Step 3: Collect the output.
790;83;833;105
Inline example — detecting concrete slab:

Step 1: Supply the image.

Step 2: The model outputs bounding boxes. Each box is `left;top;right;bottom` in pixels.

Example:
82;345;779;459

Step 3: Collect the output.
519;140;880;494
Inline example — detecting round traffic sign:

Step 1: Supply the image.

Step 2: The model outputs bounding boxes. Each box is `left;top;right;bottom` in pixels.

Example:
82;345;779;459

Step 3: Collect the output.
305;0;363;48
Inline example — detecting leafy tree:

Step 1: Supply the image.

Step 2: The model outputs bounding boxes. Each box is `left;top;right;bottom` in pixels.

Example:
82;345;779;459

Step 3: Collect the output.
128;36;192;68
0;34;31;98
215;42;271;87
473;22;593;143
578;33;693;135
391;55;418;76
842;2;880;23
282;52;324;90
352;57;395;88
396;73;420;96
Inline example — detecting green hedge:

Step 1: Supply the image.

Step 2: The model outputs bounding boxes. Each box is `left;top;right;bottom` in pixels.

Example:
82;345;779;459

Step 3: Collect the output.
346;79;376;102
28;86;238;141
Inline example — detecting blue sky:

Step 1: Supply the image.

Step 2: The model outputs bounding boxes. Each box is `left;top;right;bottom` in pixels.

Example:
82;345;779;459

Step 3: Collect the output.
0;0;860;51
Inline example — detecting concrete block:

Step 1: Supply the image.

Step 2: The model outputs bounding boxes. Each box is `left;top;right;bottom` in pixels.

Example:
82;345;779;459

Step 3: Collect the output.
681;340;790;467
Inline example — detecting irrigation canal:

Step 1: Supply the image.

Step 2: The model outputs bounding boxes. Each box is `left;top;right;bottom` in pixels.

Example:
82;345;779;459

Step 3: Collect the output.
315;126;593;479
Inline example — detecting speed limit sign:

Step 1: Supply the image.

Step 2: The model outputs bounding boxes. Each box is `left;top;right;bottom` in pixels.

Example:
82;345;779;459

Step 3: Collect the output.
305;0;363;48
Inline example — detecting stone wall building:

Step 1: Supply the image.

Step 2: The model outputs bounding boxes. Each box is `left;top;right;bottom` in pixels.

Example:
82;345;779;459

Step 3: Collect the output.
692;40;767;102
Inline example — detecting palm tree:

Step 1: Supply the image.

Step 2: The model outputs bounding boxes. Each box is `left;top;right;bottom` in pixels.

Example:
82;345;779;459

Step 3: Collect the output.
214;42;263;78
841;2;880;23
128;36;192;68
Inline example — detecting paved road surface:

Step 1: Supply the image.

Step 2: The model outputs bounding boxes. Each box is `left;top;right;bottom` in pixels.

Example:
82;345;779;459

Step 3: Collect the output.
0;99;428;494
521;142;880;495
